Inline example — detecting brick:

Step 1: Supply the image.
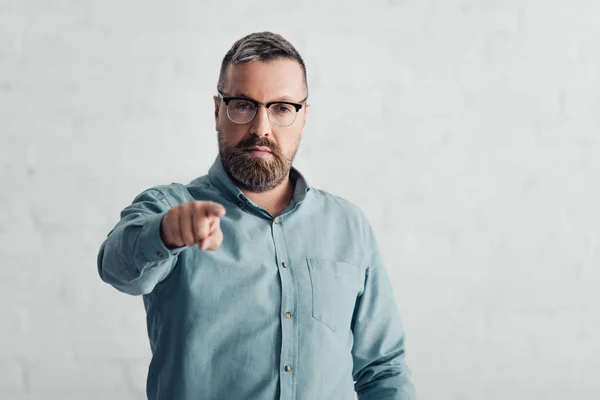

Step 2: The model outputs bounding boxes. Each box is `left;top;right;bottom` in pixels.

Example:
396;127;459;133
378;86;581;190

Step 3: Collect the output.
482;34;581;64
125;361;151;397
0;361;25;393
0;274;76;361
72;292;151;362
27;362;130;394
520;4;600;35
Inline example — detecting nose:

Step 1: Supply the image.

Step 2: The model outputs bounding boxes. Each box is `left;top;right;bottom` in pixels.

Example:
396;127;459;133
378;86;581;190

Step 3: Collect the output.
248;105;271;137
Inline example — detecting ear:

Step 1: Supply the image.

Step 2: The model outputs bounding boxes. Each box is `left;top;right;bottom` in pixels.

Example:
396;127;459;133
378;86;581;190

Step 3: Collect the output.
301;103;310;129
213;96;221;130
213;96;220;121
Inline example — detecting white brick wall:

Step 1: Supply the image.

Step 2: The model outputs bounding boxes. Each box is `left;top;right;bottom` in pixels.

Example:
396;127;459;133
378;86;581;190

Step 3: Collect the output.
1;1;599;399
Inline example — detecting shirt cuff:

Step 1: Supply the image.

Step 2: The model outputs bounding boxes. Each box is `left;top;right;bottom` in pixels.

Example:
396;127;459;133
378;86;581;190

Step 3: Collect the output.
138;212;187;262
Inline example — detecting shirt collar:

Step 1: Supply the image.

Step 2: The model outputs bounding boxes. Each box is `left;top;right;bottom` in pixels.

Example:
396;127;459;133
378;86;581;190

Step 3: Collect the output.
207;155;311;205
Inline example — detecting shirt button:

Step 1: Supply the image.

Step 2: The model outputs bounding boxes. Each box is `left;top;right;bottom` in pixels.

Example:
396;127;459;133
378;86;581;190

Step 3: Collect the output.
284;365;291;372
156;251;164;257
282;262;287;268
237;201;244;208
274;217;279;224
285;312;292;318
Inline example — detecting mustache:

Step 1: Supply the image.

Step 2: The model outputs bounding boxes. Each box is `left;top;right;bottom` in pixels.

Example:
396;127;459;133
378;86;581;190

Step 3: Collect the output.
235;137;281;154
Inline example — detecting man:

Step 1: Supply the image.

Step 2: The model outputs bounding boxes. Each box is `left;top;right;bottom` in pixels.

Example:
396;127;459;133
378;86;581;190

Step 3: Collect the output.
97;31;415;400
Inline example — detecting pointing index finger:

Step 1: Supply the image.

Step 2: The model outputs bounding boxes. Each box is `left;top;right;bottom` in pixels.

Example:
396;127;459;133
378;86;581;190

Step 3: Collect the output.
204;201;226;217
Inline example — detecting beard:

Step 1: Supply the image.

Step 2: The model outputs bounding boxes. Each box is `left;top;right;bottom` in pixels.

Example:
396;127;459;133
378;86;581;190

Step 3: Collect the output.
218;131;299;192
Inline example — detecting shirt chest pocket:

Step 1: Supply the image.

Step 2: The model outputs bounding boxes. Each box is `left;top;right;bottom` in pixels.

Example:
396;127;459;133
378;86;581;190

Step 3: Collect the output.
306;258;362;333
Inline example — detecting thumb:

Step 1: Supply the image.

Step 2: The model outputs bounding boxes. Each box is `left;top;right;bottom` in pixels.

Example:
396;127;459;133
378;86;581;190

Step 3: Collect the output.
208;217;220;234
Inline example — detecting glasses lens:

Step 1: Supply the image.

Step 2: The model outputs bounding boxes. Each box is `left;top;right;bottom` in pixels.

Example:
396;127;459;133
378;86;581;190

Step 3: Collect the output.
227;99;256;124
268;103;297;127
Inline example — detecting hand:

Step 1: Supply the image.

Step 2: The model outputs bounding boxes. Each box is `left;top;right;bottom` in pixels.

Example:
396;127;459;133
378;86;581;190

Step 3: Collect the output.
160;201;226;251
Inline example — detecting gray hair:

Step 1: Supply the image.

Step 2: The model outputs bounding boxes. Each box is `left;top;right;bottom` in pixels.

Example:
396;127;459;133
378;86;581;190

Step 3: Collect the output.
217;32;308;95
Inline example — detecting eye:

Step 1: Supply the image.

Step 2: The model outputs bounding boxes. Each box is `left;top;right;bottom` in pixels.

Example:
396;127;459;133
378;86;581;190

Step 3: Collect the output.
232;100;255;111
272;103;294;114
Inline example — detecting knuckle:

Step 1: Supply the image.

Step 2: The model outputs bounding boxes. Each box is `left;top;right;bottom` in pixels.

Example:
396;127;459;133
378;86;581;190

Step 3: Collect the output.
164;209;174;224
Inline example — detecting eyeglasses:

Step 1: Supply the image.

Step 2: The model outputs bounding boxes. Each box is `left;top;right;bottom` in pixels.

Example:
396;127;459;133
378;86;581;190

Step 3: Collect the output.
217;91;307;127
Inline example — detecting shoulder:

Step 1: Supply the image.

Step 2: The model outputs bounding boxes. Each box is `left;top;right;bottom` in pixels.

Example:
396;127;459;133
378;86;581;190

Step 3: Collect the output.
308;187;371;226
308;187;380;266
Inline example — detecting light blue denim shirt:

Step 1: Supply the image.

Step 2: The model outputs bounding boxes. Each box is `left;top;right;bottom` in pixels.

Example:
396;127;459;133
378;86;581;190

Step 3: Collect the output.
97;156;415;400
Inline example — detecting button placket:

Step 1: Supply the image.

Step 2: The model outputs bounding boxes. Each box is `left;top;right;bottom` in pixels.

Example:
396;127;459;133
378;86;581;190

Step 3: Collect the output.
272;211;296;395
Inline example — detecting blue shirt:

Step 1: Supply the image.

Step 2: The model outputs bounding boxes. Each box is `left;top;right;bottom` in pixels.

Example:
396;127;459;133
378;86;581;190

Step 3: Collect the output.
97;156;415;400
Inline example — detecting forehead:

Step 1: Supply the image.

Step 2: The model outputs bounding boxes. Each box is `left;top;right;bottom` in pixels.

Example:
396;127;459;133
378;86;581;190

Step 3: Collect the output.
223;58;306;101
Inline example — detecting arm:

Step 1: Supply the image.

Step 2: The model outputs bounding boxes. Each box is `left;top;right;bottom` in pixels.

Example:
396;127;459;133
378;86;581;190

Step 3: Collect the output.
97;189;185;296
352;225;416;400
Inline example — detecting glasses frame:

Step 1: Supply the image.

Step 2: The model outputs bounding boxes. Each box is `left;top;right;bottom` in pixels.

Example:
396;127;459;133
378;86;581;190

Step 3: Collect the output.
217;91;307;127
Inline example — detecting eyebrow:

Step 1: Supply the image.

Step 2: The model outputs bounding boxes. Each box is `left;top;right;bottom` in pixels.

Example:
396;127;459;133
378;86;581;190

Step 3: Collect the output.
232;92;302;103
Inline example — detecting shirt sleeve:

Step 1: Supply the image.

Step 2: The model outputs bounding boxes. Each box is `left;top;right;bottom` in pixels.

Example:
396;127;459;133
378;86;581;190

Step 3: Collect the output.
351;222;416;400
97;188;186;296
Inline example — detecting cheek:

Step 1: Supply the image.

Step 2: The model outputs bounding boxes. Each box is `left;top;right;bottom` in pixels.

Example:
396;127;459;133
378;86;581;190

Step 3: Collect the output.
219;124;247;147
216;110;230;131
278;131;302;154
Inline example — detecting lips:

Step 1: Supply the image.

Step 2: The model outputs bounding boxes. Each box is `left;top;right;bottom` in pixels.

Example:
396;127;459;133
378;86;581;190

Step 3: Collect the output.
246;146;273;153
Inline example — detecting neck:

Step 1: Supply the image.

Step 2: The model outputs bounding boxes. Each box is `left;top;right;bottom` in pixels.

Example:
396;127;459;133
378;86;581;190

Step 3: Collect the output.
242;175;295;217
